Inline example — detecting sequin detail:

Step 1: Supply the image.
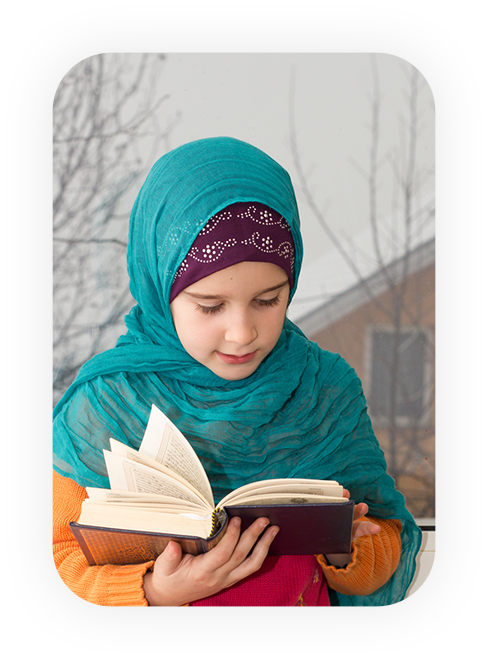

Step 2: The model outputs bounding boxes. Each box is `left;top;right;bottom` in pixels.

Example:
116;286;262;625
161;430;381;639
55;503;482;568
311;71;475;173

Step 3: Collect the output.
171;203;295;300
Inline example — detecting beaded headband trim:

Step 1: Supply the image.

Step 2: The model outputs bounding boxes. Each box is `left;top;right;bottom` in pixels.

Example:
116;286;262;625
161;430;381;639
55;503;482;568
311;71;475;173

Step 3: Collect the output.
170;202;295;302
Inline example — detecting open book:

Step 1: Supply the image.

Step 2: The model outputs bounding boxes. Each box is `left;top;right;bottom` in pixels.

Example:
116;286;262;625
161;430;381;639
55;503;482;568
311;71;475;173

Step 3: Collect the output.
70;405;355;565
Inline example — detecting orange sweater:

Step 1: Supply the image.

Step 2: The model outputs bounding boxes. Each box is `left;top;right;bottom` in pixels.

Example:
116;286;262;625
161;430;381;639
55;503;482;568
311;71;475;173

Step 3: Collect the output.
53;471;401;605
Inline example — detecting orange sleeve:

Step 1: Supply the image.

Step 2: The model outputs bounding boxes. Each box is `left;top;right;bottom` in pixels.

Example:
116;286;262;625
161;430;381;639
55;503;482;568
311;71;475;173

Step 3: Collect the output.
316;517;402;596
53;470;154;606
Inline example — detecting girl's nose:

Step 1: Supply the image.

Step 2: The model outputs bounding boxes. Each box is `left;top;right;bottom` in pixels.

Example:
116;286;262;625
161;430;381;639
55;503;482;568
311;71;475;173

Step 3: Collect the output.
224;311;257;347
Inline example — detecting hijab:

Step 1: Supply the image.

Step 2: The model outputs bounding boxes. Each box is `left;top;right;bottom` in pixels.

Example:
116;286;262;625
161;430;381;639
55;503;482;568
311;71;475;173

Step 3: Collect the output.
53;136;421;605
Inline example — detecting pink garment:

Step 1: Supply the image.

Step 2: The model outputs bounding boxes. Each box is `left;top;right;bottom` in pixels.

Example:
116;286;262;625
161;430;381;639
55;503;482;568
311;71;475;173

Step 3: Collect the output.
191;555;330;606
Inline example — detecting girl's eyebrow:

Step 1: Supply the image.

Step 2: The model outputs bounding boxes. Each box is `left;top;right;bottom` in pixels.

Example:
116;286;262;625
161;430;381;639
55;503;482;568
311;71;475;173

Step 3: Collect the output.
184;280;289;300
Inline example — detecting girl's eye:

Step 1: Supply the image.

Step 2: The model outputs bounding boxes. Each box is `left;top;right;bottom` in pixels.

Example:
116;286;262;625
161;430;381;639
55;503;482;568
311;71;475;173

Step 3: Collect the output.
196;303;224;315
255;295;280;308
196;295;281;315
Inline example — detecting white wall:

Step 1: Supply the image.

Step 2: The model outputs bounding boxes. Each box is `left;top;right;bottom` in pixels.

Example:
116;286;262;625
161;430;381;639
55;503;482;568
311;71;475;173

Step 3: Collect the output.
407;522;435;598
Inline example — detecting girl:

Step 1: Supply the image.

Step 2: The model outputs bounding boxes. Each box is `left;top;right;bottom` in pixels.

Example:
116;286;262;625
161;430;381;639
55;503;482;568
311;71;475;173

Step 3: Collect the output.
53;136;421;606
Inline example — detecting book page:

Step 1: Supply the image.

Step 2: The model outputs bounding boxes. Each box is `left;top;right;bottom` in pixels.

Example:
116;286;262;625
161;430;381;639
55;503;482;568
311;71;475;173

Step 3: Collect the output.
103;450;212;510
78;500;213;537
85;488;208;512
218;478;344;508
109;438;209;505
138;405;214;507
224;493;348;506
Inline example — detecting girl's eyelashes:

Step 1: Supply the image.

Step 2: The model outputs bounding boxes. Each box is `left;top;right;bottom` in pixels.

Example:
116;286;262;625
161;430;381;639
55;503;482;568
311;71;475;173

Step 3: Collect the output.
195;294;281;315
196;303;224;315
255;294;280;308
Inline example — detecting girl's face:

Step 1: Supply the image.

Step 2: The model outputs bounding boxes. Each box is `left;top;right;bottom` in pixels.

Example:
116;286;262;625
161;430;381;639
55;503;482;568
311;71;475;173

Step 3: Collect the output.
170;261;290;380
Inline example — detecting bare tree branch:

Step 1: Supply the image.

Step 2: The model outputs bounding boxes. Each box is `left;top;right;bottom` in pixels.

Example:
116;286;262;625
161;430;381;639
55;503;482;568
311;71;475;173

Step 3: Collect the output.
288;67;396;323
53;53;178;405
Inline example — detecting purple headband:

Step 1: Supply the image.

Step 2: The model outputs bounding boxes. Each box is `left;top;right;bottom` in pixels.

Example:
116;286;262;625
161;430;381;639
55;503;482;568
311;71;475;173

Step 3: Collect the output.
170;202;295;302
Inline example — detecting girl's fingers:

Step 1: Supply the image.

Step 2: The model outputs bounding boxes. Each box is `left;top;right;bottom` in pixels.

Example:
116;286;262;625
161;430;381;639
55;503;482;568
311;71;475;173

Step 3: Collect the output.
202;516;244;569
153;540;183;577
227;517;273;565
204;517;273;572
353;502;369;520
227;523;279;584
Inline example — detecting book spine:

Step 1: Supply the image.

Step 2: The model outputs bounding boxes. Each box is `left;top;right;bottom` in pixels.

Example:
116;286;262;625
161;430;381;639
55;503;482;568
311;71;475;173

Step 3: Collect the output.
210;508;224;536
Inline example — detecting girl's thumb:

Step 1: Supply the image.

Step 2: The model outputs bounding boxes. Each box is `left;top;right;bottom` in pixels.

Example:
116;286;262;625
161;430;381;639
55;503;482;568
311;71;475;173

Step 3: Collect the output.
158;540;183;574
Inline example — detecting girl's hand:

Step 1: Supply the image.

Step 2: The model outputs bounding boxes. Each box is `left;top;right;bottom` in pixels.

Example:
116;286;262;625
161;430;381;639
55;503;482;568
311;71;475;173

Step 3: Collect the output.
324;490;381;568
143;516;279;606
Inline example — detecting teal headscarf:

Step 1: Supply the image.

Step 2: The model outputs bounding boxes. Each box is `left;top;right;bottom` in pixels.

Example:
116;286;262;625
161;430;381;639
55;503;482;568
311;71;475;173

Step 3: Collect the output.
53;136;421;606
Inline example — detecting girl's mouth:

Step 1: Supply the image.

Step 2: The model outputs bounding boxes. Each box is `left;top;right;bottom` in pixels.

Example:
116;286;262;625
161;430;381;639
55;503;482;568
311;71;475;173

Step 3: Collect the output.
216;350;257;365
